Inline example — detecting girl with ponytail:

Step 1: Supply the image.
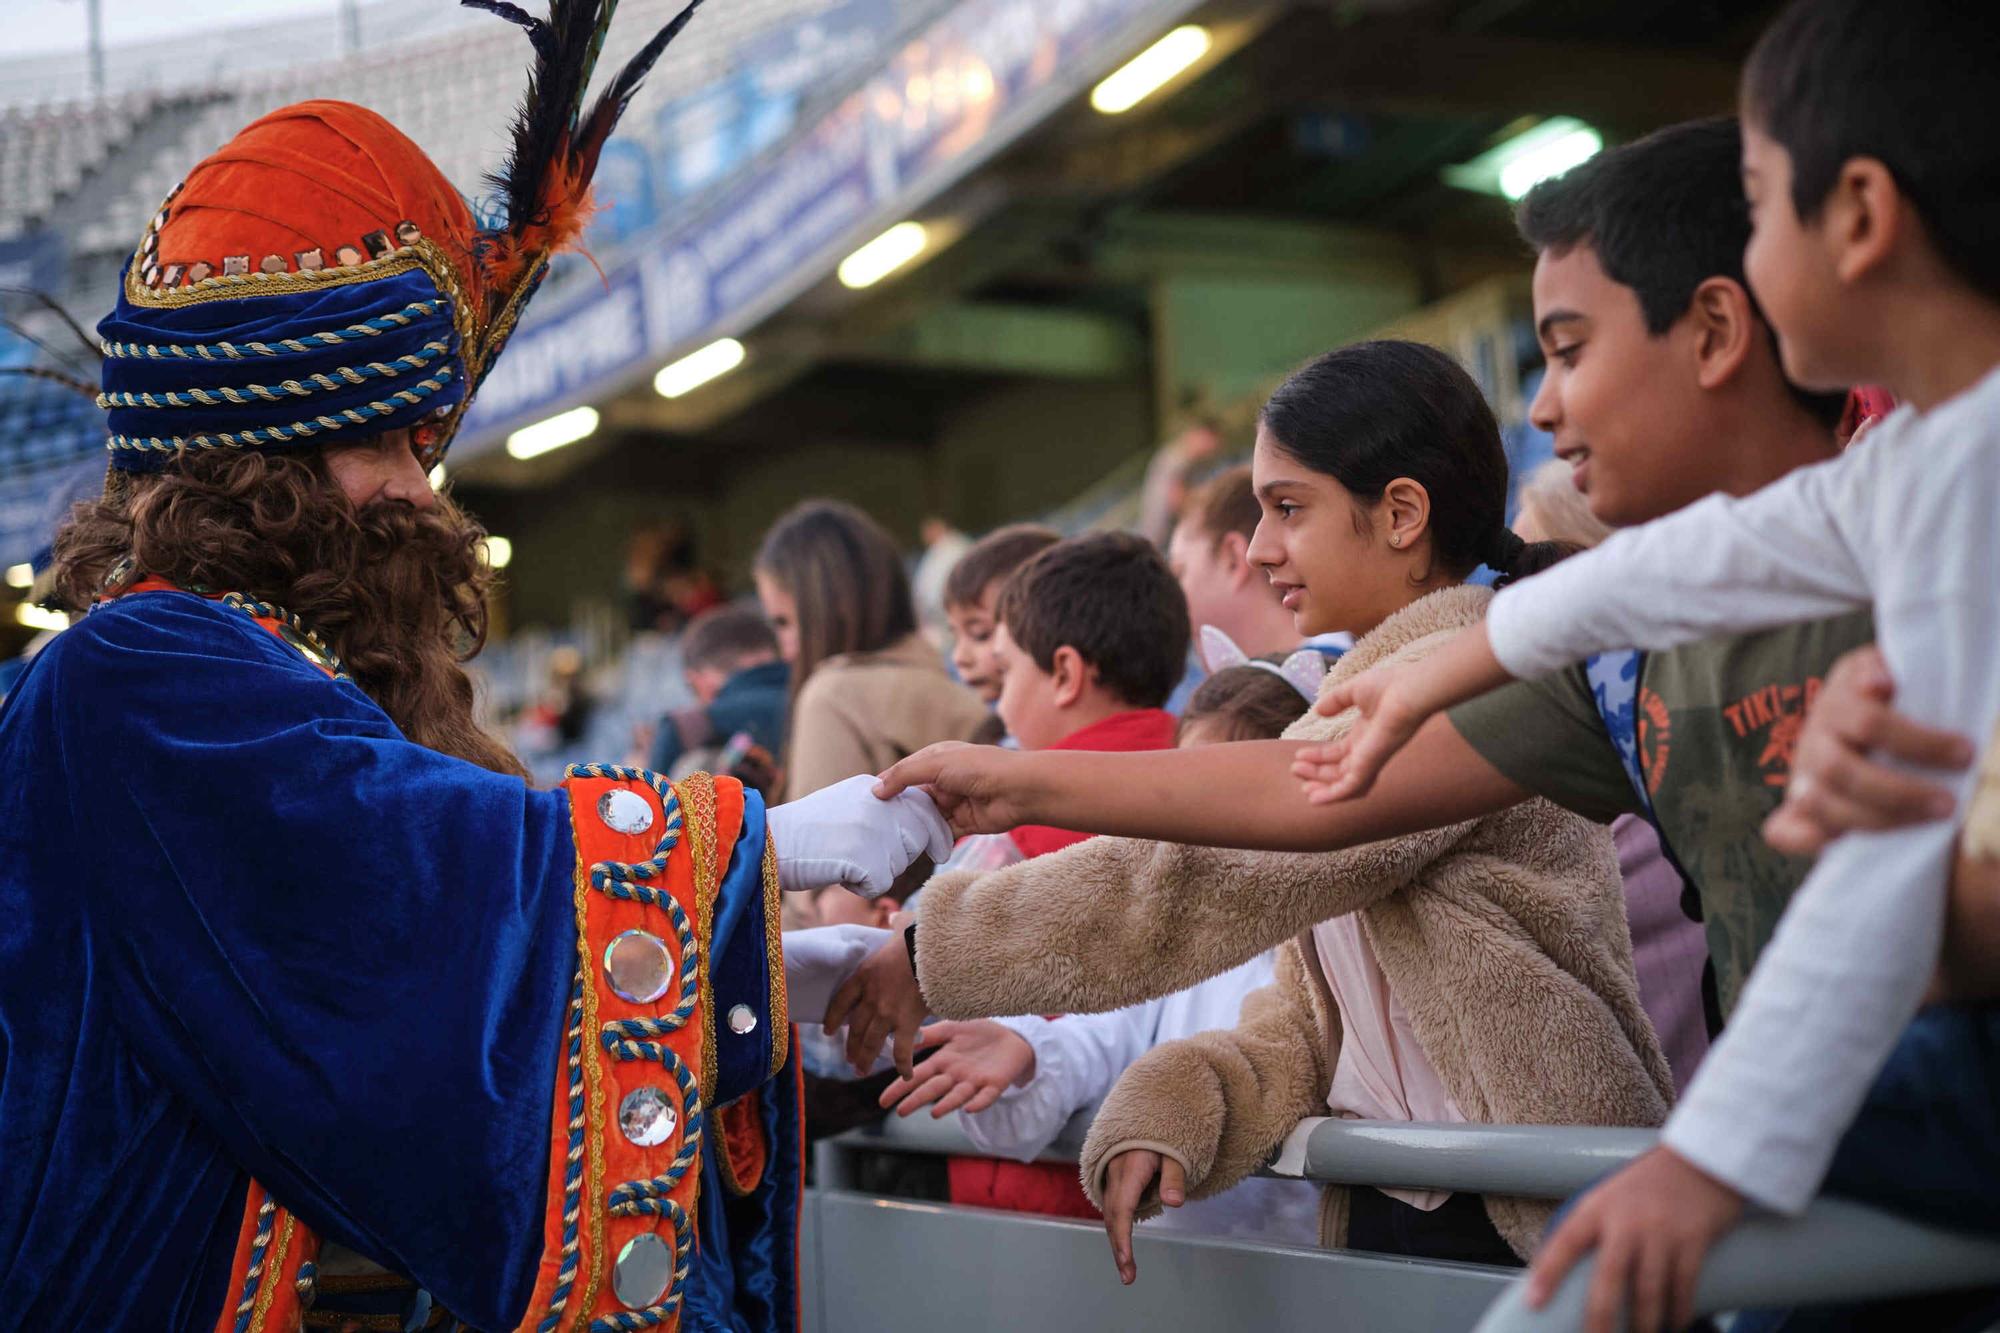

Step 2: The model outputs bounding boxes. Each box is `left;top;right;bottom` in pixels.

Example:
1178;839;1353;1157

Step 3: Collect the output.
837;339;1670;1271
1248;337;1572;620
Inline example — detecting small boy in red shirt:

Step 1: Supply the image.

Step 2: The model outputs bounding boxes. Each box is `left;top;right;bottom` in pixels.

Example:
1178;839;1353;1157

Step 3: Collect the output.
936;531;1190;1215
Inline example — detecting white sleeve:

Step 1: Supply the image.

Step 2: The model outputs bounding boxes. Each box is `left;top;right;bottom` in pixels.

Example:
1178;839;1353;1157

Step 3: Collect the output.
959;1003;1161;1162
781;924;893;1026
1484;444;1877;679
1662;400;2000;1213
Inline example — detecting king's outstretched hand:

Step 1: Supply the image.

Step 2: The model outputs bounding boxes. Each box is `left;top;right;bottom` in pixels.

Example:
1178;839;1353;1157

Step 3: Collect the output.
874;742;1038;838
823;931;931;1078
768;774;954;898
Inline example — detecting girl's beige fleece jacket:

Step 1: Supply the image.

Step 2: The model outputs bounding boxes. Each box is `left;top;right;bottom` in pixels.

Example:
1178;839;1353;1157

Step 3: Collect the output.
914;584;1674;1258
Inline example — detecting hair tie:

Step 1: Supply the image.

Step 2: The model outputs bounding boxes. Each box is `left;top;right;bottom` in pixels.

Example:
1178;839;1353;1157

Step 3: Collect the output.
1488;527;1528;571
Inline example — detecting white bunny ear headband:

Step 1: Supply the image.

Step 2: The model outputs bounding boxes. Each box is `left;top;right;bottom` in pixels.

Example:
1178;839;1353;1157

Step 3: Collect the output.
1199;625;1329;702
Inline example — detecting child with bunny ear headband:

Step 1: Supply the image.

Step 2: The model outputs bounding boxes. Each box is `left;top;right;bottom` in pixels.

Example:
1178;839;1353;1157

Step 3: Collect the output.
1198;625;1331;706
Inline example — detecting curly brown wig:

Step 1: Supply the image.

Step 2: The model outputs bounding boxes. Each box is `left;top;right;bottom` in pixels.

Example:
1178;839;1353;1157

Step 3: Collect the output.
51;448;528;779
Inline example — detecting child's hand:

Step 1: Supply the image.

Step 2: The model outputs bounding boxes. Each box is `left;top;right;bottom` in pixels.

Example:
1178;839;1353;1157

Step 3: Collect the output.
875;743;1035;837
876;1020;1036;1118
822;933;931;1077
1762;643;1972;857
1525;1146;1744;1333
1100;1148;1186;1286
1295;625;1509;803
1293;662;1429;803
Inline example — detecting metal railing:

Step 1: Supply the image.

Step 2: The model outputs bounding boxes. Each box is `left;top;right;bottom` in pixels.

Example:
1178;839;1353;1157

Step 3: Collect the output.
1475;1196;2000;1332
809;1114;2000;1332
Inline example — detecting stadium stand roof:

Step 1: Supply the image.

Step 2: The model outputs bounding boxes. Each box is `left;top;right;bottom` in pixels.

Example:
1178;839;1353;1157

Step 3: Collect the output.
0;0;1783;579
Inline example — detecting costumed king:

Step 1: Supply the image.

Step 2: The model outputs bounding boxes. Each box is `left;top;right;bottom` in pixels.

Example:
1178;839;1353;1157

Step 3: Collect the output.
0;3;940;1329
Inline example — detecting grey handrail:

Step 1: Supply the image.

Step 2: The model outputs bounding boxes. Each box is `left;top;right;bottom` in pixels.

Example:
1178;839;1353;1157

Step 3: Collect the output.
821;1113;2000;1326
1272;1119;1653;1199
821;1114;1650;1199
1473;1195;2000;1332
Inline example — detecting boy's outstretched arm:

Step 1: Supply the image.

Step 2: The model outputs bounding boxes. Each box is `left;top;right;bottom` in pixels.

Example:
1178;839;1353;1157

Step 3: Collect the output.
1295;454;1879;808
1296;623;1511;802
877;719;1527;853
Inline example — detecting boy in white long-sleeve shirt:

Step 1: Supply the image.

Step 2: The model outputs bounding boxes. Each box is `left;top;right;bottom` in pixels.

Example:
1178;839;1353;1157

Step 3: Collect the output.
890;956;1321;1246
1298;2;2000;1328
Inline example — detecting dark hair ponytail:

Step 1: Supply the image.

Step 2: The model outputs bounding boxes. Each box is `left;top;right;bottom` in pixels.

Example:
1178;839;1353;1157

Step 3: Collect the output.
1260;340;1566;583
1481;525;1578;587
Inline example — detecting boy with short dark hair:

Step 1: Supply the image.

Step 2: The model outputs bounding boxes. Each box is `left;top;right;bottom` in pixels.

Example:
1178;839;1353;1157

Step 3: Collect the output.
936;530;1188;1218
648;603;787;777
990;531;1188;858
940;523;1060;703
1304;2;2000;1322
1512;115;1847;526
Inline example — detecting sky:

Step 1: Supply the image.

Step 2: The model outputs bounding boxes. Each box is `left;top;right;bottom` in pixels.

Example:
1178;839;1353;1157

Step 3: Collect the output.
12;0;345;58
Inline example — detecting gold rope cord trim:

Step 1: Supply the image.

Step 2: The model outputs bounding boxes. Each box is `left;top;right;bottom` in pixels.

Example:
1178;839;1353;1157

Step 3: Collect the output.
678;775;722;1111
246;1212;297;1333
762;832;787;1076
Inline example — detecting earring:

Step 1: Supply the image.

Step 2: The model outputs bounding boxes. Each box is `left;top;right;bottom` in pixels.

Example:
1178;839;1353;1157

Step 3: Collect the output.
1390;535;1402;548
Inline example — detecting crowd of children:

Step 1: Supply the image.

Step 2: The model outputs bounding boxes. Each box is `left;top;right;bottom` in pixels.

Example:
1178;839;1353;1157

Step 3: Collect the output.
653;3;2000;1328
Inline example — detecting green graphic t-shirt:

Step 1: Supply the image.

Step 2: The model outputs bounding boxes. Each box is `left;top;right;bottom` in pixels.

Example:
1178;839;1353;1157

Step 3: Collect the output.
1447;609;1876;1016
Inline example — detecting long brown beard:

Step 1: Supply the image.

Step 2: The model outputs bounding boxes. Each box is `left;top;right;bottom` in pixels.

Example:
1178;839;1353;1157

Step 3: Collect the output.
51;449;529;780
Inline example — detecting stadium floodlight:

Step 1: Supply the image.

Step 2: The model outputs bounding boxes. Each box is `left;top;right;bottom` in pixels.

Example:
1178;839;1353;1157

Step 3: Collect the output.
5;563;31;589
1442;117;1604;201
483;535;514;569
837;222;928;290
506;405;599;460
1090;26;1211;115
16;603;67;632
655;338;747;398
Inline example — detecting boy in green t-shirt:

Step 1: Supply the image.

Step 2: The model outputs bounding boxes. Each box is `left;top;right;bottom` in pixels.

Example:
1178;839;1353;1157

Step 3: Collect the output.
1439;116;1861;1021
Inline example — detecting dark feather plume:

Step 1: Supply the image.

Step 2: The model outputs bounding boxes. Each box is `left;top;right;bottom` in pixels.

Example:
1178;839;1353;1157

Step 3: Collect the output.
575;0;705;174
462;0;705;359
467;0;617;236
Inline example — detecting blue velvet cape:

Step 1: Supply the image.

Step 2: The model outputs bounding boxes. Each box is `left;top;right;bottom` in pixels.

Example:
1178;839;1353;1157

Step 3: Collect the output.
0;590;797;1331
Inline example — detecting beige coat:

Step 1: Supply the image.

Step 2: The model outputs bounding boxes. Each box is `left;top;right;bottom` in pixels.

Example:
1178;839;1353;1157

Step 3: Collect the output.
916;585;1673;1257
782;632;993;802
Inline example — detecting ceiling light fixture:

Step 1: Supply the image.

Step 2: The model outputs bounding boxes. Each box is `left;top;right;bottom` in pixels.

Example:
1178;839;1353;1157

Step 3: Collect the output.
837;222;928;289
16;603;67;632
1090;26;1211;115
655;338;747;398
506;405;599;460
1442;116;1604;201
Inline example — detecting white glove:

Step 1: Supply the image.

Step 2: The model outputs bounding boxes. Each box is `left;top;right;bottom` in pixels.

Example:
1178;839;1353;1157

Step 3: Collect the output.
782;923;895;1029
767;774;954;898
